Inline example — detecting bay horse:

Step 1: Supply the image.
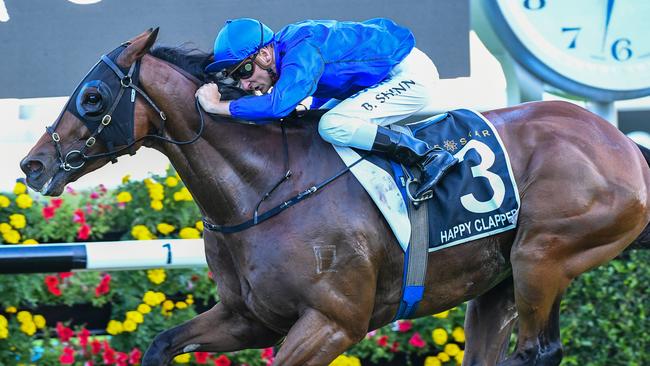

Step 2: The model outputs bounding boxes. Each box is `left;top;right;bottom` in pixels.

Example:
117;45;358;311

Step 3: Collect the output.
20;29;650;366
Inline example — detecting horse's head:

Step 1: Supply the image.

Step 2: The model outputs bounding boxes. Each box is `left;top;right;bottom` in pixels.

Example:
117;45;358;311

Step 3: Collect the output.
20;29;162;196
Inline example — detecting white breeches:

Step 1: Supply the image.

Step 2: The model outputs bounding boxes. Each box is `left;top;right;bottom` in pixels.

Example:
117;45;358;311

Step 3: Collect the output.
318;47;439;150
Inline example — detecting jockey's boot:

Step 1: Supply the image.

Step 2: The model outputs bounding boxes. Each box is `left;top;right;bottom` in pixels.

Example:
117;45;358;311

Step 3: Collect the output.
371;126;458;198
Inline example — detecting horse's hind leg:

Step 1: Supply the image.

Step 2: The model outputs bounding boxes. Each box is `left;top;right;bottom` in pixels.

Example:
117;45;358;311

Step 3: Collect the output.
141;302;282;366
498;233;572;366
463;277;517;366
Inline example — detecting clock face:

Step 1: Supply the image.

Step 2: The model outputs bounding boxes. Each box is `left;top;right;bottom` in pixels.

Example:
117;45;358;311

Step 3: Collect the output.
487;0;650;101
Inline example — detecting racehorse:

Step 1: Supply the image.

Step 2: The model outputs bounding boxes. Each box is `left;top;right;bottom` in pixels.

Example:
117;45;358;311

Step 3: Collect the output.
20;29;650;366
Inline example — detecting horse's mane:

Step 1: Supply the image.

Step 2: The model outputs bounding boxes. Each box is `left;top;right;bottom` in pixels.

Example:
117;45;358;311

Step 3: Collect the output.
149;45;250;101
148;45;326;129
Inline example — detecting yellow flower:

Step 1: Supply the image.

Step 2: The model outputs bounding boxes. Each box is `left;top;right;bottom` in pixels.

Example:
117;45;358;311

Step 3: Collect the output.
0;315;7;328
143;291;160;306
106;320;123;335
424;356;442;366
185;295;194;305
432;328;448;345
165;176;178;187
5;306;17;313
148;183;164;201
131;225;155;240
0;223;11;234
116;191;132;203
452;327;465;343
179;227;200;239
329;355;350;366
0;327;8;339
16;311;32;323
2;229;21;244
173;187;193;201
195;220;204;231
147;269;166;285
121;174;131;184
437;352;450;362
150;200;163;211
173;353;191;363
347;356;361;366
162;300;175;311
126;311;144;324
123;319;137;332
175;301;188;309
20;321;36;336
157;223;175;235
15;194;33;209
143;178;154;186
0;195;10;208
13;182;27;195
9;214;26;229
444;343;461;357
455;350;464;364
433;310;449;318
33;315;46;329
22;239;39;245
155;292;166;303
137;304;152;314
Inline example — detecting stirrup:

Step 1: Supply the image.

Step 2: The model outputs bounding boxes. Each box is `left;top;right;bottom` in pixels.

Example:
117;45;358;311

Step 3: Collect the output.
406;176;434;204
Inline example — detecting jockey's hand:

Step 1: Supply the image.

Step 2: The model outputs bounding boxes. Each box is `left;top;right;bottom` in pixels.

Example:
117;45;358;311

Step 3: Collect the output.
195;83;222;113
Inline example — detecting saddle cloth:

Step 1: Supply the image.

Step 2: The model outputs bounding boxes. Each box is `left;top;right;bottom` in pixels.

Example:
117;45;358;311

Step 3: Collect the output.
333;109;521;252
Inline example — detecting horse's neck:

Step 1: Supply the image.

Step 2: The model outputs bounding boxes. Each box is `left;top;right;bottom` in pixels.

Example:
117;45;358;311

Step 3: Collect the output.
139;55;313;225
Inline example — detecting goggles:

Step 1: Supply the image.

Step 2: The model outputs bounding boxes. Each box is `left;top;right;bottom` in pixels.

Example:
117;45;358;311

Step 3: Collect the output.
226;53;258;80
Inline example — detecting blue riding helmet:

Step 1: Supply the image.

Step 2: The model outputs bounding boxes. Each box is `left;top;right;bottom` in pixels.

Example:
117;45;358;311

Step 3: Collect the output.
205;18;274;73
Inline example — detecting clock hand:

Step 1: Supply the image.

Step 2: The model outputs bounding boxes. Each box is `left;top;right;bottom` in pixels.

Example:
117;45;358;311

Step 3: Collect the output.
601;0;615;52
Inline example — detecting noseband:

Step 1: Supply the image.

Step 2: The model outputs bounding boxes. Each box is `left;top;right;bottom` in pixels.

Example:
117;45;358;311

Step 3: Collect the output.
46;43;205;172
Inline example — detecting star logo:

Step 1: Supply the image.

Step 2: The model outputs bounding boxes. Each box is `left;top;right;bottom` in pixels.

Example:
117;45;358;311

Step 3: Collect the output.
443;139;458;152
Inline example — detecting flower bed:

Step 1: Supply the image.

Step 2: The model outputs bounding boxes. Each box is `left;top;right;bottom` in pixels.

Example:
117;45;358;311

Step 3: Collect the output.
1;168;648;365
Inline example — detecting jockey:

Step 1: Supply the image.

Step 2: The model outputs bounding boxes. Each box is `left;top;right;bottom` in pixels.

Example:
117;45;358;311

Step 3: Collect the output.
196;18;458;198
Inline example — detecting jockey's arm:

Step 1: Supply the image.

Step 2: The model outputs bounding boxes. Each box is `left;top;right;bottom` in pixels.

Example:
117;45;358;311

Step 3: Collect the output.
195;83;231;116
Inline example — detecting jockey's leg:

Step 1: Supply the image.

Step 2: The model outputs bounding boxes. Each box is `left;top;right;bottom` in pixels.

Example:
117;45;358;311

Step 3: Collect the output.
318;47;457;197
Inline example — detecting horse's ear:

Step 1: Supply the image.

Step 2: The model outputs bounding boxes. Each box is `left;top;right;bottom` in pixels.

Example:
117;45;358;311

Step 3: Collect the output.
118;27;160;67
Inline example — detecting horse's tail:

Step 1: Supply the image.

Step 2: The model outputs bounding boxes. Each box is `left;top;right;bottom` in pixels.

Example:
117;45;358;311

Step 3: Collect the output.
628;143;650;250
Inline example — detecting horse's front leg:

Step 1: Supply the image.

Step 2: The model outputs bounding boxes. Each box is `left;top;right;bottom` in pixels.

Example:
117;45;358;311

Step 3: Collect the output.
141;302;282;366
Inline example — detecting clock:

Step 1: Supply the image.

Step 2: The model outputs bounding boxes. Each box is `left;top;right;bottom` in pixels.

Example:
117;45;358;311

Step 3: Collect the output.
483;0;650;101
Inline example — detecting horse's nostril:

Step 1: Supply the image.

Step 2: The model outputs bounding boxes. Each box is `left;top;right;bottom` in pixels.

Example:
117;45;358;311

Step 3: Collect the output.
21;159;44;176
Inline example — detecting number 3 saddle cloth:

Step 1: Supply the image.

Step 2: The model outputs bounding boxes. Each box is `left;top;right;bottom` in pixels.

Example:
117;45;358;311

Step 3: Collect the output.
333;109;521;252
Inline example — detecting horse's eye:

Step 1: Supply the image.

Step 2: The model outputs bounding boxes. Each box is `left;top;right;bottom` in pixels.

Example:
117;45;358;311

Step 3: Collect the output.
85;93;101;105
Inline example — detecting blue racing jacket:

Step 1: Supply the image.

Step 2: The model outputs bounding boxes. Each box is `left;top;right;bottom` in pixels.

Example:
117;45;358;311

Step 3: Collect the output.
229;18;415;122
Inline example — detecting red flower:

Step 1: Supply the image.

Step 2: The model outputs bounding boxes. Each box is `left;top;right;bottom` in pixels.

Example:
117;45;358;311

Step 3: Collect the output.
95;274;112;297
59;346;75;364
408;332;426;348
48;285;62;296
129;348;142;365
376;335;389;347
51;198;63;208
261;348;274;360
78;327;90;348
397;320;412;332
116;352;129;366
73;209;86;224
194;352;210;364
77;223;91;240
390;341;400;353
56;322;74;342
84;361;94;366
90;339;102;355
90;192;100;199
45;276;62;296
45;275;59;287
214;355;232;366
103;344;116;364
42;205;56;220
59;272;74;279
